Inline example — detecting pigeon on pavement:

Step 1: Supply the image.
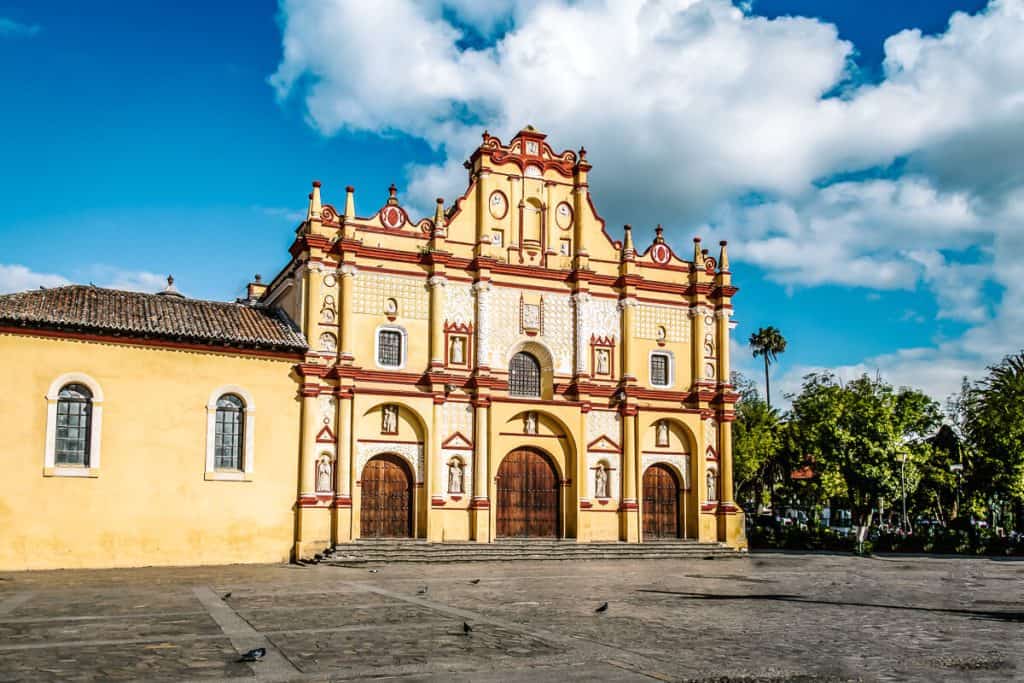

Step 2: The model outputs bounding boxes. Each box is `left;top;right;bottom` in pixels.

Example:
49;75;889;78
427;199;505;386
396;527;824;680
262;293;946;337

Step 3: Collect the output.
238;647;267;663
463;622;473;635
595;602;609;613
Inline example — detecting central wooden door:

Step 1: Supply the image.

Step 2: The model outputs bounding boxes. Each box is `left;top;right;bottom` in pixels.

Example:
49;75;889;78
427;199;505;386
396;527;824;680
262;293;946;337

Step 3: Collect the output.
360;454;412;538
496;449;560;538
643;464;680;539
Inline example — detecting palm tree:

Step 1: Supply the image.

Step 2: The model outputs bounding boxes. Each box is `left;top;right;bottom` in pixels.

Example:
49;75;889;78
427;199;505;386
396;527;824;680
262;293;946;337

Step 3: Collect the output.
749;326;787;409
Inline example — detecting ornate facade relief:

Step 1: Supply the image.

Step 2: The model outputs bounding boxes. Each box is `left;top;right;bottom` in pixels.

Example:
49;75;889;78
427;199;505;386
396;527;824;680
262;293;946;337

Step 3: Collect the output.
586;410;622;446
642;453;691;489
356;441;424;484
353;272;429;319
486;286;573;372
439;401;474;498
635;303;690;342
445;283;474;326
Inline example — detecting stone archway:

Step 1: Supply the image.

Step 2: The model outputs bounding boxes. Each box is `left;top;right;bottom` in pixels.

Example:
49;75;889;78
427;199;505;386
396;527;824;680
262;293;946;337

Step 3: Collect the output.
360;454;413;538
496;448;560;538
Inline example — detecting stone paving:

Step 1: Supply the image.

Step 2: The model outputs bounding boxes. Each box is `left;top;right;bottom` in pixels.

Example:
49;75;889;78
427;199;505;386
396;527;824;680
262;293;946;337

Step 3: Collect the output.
0;552;1021;682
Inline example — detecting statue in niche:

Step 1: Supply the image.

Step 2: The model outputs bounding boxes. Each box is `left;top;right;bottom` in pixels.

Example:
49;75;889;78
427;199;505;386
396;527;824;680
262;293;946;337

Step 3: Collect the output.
319;332;337;352
656;420;669;447
448;460;464;494
450;336;465;365
704;333;715;357
382;405;398;434
524;412;538;435
595;348;610;375
316;457;333;493
706;469;717;502
595;465;609;499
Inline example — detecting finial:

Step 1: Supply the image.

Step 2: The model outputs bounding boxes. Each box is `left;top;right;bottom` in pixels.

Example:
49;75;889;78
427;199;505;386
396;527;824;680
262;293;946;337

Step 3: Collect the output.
622;224;635;260
167;275;174;286
693;237;705;267
578;146;587;160
254;273;262;283
307;179;323;224
387;183;399;206
158;274;184;298
312;180;322;188
719;240;730;272
433;197;446;234
654;224;664;243
343;185;355;219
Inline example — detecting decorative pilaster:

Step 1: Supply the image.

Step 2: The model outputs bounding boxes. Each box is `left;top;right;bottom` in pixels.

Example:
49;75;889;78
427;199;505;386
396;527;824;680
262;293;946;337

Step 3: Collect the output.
428;275;447;367
471;398;491;542
620;407;639;542
716;309;732;384
472;281;492;369
572;292;591;375
618;297;638;382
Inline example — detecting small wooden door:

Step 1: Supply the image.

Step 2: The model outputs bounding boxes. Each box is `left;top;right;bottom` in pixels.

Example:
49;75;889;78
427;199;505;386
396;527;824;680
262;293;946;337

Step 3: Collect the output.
496;449;560;538
360;455;412;538
643;464;680;539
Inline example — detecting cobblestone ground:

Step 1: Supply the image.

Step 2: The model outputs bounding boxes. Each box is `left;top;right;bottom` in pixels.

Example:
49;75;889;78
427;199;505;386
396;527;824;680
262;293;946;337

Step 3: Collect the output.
0;552;1021;682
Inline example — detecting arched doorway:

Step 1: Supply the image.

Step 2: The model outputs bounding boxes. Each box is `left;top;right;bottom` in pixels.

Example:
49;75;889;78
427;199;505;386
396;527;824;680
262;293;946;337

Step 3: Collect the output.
360;454;413;538
643;464;680;539
496;448;560;538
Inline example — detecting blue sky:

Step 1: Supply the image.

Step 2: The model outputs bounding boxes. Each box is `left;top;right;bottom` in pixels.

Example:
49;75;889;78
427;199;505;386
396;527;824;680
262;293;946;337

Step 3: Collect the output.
1;0;1019;405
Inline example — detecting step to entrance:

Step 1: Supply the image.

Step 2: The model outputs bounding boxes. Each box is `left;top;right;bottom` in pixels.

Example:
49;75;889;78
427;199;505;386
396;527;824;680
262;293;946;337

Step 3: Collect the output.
325;539;744;564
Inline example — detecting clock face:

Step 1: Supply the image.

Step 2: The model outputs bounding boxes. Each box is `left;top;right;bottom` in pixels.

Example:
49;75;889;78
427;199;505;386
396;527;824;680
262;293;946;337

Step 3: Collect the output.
488;191;508;219
526;140;539;155
555;202;573;230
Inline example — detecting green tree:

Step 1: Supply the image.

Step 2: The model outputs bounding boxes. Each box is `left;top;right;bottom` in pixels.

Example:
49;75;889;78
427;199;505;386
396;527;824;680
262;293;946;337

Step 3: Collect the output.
731;372;782;511
749;326;787;408
788;372;941;530
963;352;1024;528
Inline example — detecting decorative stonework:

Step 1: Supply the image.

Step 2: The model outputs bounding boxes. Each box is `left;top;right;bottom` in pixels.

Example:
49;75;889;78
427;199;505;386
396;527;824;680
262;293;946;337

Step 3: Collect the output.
586;410;621;446
445;283;474;325
643;453;691;489
586;451;621;500
318;395;336;429
587;298;621;341
704;417;718;455
635;303;690;342
356;441;424;483
441;401;474;440
353;272;429;320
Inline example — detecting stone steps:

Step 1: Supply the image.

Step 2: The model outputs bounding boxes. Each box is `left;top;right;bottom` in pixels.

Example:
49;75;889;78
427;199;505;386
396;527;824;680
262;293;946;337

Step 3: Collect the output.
325;539;744;564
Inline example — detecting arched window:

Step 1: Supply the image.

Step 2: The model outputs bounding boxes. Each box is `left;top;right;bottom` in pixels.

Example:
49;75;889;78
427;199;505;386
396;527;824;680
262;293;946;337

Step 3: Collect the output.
214;394;245;470
55;384;93;466
509;352;541;397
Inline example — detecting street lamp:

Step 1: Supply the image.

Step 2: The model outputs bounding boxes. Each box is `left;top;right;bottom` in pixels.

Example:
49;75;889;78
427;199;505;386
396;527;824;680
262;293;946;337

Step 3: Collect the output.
901;452;908;533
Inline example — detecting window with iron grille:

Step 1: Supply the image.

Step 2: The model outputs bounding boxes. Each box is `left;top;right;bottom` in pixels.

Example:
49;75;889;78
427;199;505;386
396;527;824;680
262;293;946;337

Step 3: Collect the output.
509;352;541;397
378;329;403;367
55;383;92;466
650;353;670;387
214;394;244;470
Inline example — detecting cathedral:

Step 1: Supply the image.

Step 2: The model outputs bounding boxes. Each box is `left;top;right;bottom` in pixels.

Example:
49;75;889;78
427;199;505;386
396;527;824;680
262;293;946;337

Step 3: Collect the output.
0;127;743;571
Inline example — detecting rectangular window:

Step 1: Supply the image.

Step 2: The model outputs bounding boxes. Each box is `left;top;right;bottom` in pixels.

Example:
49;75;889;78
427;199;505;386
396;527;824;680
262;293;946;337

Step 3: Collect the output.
650;353;670;387
378;330;403;367
55;400;90;466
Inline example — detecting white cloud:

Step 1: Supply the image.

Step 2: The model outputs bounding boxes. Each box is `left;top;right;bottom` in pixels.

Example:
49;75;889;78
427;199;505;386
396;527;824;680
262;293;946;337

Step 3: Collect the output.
0;265;170;296
0;17;40;37
0;265;68;294
271;0;1024;402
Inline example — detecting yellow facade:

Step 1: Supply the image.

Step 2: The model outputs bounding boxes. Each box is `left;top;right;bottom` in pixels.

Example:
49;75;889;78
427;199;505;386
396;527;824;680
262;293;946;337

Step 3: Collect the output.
0;126;743;571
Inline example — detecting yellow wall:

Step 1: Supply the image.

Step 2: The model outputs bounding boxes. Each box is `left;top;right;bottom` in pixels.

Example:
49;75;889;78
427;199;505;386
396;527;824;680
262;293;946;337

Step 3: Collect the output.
0;332;300;571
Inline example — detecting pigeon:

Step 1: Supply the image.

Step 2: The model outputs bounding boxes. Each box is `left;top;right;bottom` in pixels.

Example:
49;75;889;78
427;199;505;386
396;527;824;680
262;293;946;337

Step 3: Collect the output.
368;569;380;573
417;585;429;595
238;647;266;662
595;602;609;613
223;592;232;600
470;579;481;585
463;622;473;635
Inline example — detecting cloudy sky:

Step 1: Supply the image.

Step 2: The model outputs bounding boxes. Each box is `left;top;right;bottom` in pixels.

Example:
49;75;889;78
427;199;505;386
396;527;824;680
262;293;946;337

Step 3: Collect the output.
2;0;1021;406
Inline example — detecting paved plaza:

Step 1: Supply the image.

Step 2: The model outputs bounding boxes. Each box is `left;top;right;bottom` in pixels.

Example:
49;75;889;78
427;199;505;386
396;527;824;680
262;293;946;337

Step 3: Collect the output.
0;552;1020;682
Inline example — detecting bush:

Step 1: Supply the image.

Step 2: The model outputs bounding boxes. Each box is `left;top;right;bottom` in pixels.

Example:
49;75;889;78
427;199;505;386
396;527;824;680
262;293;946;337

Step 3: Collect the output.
748;522;1023;555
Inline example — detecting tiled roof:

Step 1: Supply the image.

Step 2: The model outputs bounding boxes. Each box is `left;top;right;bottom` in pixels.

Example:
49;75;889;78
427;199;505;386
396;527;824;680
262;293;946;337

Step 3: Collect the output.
0;285;308;353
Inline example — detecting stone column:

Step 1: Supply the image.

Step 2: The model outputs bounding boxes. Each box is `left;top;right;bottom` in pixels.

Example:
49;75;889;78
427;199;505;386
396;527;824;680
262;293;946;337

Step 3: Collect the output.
717;309;731;384
428;276;447;368
471;399;491;542
572;293;590;376
303;263;322;344
332;392;353;543
339;264;357;362
428;398;445;541
691;307;707;387
295;386;322;559
618;297;637;381
620;408;639;542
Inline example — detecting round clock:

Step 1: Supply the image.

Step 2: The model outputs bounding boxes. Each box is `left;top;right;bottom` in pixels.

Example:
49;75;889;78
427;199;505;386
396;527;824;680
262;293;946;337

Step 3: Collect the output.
488;191;508;219
555;202;573;230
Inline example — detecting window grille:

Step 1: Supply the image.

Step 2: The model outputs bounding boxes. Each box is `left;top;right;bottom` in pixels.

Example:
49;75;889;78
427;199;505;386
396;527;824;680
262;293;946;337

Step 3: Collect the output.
55;384;92;466
651;354;669;386
509;352;541;397
214;394;244;470
378;330;403;367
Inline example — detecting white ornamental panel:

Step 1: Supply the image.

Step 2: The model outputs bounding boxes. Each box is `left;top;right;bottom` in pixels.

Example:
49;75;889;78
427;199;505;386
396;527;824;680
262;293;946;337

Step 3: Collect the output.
444;283;475;326
642;453;691;490
356;442;424;483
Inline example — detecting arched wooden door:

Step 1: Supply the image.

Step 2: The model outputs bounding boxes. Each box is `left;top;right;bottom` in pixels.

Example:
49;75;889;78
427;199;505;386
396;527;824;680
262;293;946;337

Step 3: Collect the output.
360;455;413;538
496;449;560;538
643;464;680;539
